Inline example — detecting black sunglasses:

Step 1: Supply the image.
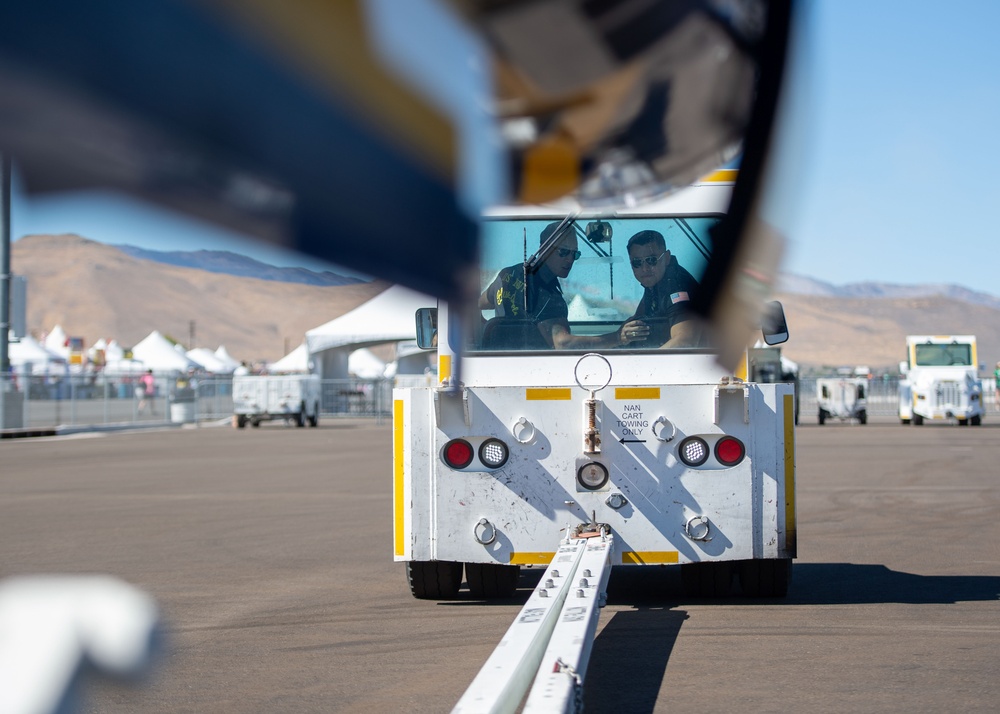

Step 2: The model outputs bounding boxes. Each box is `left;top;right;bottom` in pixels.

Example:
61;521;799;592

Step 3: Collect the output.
556;247;582;260
630;251;666;269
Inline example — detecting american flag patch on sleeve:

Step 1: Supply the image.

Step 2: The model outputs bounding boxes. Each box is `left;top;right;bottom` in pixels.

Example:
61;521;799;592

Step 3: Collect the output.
670;291;690;304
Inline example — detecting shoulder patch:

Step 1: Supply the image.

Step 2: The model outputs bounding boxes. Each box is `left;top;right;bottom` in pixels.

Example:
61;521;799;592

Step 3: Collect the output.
670;291;690;304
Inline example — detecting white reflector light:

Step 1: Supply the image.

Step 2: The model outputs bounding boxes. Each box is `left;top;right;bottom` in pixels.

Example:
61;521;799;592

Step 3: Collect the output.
478;438;510;469
678;437;709;467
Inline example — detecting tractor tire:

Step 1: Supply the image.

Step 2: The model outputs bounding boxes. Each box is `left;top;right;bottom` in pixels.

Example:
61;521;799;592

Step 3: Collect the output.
465;562;520;599
406;561;463;600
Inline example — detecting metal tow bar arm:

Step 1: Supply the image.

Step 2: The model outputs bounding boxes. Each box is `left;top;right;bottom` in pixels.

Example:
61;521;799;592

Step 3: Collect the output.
452;529;614;714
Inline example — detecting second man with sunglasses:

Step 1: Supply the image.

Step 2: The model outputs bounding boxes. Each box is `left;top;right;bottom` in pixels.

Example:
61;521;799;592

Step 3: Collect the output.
620;229;701;348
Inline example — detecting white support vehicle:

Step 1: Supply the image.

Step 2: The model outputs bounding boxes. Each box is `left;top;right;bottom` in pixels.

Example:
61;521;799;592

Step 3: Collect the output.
395;176;796;709
898;335;984;426
394;176;795;596
232;374;321;428
816;377;867;424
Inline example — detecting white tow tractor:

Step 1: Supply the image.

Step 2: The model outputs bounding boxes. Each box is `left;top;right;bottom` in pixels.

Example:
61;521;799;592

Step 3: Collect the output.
898;335;984;426
393;175;796;711
816;376;867;424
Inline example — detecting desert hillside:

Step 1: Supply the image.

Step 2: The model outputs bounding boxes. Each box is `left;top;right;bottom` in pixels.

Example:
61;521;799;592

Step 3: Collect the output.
774;292;1000;373
11;233;1000;372
12;234;390;363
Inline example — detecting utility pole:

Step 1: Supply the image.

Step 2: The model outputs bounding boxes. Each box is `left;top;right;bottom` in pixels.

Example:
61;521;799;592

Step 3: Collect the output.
0;154;19;429
0;155;9;379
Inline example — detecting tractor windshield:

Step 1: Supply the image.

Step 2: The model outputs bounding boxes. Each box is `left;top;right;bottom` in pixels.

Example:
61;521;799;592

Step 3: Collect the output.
472;215;719;352
913;343;973;367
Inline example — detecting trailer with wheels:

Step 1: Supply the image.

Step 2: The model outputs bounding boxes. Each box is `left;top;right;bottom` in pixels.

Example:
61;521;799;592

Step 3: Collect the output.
232;374;321;428
816;377;867;424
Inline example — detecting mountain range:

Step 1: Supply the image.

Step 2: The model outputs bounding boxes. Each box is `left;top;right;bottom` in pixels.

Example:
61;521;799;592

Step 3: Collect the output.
11;234;389;364
11;233;1000;372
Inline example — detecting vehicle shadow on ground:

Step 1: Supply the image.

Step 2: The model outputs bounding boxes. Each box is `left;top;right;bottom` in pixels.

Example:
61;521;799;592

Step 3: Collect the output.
441;561;1000;608
781;562;1000;605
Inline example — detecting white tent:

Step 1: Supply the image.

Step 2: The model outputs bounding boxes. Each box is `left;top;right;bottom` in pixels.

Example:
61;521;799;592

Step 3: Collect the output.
187;347;234;374
105;339;126;362
8;334;67;375
214;346;241;372
348;348;386;379
305;285;435;379
43;325;70;358
269;342;310;373
131;331;201;373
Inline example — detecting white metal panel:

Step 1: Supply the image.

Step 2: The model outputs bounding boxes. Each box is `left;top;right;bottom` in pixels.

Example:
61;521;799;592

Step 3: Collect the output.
428;383;777;566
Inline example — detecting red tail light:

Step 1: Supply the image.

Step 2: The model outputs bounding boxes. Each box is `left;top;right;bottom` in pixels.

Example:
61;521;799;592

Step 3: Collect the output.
714;436;746;466
443;439;474;469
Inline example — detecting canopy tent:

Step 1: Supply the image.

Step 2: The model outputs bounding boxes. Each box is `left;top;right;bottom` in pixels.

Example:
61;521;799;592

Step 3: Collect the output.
214;346;241;372
8;333;67;375
384;340;436;388
269;342;310;374
187;347;235;374
348;348;386;380
43;325;70;358
305;286;434;379
131;331;201;374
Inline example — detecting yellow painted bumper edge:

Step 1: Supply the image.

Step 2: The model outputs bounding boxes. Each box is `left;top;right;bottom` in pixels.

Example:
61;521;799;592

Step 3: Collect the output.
783;393;797;556
510;552;555;565
622;551;679;565
393;399;405;557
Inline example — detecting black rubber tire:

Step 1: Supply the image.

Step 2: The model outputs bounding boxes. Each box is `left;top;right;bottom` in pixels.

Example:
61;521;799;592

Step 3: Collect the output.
913;414;924;426
901;418;910;425
295;402;306;427
251;419;261;428
235;415;247;429
680;561;733;598
818;409;826;425
858;410;867;425
971;415;982;426
406;561;463;600
465;562;520;599
738;558;792;598
308;402;319;427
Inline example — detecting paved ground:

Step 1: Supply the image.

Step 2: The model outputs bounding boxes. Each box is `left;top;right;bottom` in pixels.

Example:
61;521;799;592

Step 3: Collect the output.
1;416;998;712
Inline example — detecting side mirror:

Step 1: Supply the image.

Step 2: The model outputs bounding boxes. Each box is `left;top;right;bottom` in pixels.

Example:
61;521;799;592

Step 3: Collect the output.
898;361;909;376
761;301;788;346
415;307;438;350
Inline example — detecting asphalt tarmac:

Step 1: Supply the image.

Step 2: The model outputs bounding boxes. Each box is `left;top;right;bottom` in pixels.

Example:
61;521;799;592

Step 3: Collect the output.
1;416;998;713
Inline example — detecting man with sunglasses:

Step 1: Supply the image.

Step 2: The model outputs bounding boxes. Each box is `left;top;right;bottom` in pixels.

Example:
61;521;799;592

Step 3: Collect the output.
620;229;701;348
480;222;643;349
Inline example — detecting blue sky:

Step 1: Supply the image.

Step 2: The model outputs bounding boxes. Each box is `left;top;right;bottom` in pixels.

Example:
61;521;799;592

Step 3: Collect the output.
10;1;1000;295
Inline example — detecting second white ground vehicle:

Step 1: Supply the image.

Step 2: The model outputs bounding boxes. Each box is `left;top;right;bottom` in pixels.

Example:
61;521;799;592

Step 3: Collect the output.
816;377;867;424
898;335;983;426
232;374;321;428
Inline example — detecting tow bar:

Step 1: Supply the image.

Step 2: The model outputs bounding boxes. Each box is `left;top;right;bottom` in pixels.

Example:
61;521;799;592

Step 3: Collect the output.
452;524;614;714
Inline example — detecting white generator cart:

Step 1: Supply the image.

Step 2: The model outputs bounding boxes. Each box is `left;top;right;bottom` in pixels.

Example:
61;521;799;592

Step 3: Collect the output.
816;377;867;424
898;335;984;426
232;374;321;428
393;177;796;604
